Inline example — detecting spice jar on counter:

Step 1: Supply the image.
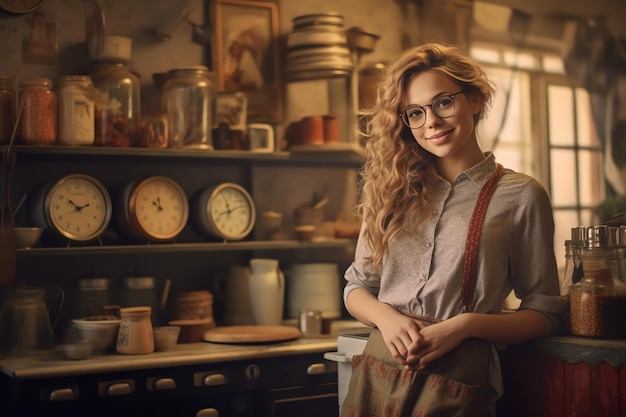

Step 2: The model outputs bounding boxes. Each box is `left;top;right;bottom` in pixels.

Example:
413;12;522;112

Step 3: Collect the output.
162;66;214;149
57;75;95;146
16;77;57;145
569;225;626;338
0;75;16;144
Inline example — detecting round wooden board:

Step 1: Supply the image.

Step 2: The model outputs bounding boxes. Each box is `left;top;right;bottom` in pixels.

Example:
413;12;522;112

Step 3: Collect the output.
203;325;302;344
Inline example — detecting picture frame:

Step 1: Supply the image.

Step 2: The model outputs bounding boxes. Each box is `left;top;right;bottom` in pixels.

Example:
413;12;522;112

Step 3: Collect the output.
212;0;282;123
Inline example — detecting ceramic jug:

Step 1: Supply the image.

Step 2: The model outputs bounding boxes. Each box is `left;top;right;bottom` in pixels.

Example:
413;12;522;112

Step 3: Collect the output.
213;266;255;325
248;258;284;325
0;286;64;355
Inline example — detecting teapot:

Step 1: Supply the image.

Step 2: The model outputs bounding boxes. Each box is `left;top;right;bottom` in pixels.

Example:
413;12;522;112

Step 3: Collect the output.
0;285;64;355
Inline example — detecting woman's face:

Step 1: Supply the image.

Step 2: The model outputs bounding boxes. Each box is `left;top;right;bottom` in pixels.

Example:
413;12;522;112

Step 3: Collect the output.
402;69;481;161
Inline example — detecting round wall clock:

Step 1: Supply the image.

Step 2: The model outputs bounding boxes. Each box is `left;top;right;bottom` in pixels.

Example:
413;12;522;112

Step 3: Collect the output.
118;176;189;242
0;0;47;14
29;173;112;243
192;182;256;241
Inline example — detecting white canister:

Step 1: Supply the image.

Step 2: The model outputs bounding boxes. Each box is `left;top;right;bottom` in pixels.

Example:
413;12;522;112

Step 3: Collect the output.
287;263;341;318
57;75;95;145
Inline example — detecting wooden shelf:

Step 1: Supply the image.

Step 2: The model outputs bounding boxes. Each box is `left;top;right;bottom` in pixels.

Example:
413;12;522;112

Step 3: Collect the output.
16;238;357;256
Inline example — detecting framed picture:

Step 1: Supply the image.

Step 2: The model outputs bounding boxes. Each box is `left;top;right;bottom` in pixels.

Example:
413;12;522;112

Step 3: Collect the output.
212;0;282;123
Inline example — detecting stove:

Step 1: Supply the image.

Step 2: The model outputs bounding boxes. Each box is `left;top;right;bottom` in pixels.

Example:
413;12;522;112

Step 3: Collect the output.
324;327;372;412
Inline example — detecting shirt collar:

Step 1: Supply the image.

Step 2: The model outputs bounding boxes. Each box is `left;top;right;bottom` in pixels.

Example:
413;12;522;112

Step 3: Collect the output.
459;152;498;188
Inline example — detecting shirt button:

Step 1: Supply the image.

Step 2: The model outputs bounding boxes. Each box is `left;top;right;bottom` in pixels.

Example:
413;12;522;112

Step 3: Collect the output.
426;242;432;248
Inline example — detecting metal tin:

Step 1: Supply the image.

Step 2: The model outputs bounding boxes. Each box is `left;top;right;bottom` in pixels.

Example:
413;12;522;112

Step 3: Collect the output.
299;309;322;335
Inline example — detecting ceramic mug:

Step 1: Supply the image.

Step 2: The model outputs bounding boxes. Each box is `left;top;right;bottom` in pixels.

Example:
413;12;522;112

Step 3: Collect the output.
247;123;274;152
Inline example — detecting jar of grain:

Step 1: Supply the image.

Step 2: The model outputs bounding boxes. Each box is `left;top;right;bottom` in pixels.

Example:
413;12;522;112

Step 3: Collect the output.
0;75;16;144
57;75;95;145
90;61;140;147
17;77;57;145
569;225;626;338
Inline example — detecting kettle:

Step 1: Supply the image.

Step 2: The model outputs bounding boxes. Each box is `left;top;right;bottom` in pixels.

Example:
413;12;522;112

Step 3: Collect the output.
0;286;64;355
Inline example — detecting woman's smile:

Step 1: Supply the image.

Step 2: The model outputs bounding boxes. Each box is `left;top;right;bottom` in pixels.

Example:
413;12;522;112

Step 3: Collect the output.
425;128;455;144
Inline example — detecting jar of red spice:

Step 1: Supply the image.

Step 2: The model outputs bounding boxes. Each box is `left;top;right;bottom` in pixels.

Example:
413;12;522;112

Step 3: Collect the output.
0;75;16;144
17;77;57;145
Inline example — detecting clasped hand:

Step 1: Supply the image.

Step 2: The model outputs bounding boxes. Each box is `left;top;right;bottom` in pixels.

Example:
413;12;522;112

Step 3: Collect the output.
377;312;467;371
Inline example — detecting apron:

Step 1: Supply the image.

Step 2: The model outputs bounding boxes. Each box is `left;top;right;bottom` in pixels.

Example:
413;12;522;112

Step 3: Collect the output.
341;164;504;417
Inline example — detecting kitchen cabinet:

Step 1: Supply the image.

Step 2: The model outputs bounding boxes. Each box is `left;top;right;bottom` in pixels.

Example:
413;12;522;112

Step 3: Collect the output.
0;344;340;417
497;335;626;417
0;144;359;416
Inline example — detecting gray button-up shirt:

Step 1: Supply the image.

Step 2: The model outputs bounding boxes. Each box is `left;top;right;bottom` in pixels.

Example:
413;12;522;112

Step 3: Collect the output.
344;152;566;333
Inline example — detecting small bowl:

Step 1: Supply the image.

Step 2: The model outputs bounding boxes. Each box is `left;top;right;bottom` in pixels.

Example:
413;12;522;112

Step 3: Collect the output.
169;319;214;343
14;227;44;248
294;225;315;242
64;339;95;360
153;326;181;351
72;317;121;353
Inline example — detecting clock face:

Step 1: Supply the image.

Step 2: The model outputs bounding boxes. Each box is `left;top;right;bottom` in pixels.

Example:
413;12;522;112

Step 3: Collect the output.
206;183;255;241
128;176;189;242
45;174;112;242
0;0;47;14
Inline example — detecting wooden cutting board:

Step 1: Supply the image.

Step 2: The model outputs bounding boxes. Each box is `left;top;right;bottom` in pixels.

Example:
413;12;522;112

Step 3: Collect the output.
203;325;302;344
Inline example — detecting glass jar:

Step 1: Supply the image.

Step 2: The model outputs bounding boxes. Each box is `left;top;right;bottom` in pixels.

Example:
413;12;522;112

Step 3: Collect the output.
162;66;213;149
0;75;16;144
90;62;141;147
17;77;57;145
120;276;159;324
116;306;154;354
73;277;111;318
57;75;95;145
569;225;626;337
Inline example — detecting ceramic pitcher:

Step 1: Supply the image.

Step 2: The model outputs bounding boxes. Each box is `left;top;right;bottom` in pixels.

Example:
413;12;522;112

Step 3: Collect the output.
248;258;284;325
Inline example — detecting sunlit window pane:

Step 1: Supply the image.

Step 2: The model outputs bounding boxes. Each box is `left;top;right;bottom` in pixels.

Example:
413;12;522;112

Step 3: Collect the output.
578;149;605;206
550;149;578;206
503;51;537;69
575;89;601;147
553;208;580;271
548;85;574;146
494;147;523;173
542;55;565;74
470;46;500;64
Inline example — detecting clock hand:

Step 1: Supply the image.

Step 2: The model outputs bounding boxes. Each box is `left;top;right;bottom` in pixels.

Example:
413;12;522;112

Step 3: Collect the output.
152;200;163;211
68;200;91;211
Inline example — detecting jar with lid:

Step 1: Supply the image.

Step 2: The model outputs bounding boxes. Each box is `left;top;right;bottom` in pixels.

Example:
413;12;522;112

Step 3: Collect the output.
90;62;140;147
73;277;112;318
17;77;57;145
0;75;16;144
569;225;626;337
57;75;95;145
162;66;213;149
116;306;154;354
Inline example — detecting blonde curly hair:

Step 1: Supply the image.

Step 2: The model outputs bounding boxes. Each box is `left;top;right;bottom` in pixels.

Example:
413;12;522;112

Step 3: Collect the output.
358;42;495;269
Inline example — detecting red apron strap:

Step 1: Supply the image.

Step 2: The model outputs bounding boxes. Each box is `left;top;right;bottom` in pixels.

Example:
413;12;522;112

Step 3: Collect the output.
461;163;504;312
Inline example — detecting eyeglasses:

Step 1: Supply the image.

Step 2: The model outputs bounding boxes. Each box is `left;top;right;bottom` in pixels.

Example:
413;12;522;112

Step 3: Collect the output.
399;91;465;129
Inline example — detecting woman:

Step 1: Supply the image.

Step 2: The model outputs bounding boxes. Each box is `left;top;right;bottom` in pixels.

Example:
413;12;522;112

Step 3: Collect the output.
342;42;567;416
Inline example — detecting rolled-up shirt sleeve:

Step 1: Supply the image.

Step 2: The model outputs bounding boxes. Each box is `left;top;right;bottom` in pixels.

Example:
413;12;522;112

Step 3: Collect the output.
343;223;381;302
508;179;568;336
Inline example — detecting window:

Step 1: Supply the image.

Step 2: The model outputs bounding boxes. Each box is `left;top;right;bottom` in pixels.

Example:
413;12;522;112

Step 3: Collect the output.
471;45;605;275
